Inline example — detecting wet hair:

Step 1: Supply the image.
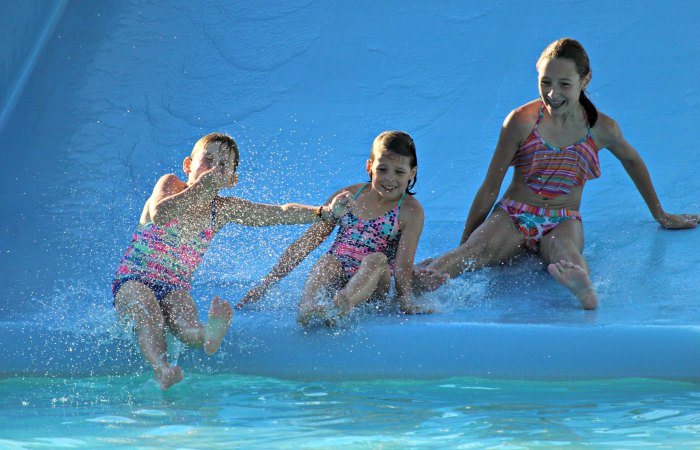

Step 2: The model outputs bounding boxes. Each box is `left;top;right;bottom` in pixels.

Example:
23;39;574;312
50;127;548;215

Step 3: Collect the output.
537;38;598;127
191;132;240;171
369;131;418;194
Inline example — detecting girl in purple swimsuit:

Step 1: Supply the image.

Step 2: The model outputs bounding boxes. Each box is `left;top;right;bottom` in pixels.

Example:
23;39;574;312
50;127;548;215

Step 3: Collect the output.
418;38;698;310
238;131;432;325
113;132;351;389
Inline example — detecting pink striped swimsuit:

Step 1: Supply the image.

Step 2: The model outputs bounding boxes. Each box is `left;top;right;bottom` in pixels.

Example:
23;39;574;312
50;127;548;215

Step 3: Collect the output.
512;104;600;198
112;202;217;302
498;104;600;250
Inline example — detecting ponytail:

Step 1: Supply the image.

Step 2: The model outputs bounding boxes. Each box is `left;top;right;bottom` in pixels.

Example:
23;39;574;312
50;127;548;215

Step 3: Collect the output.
579;91;598;127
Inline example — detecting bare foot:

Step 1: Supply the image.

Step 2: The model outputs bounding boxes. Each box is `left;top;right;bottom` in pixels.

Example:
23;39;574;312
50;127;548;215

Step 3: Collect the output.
413;266;449;294
154;365;183;390
332;291;355;316
297;303;329;327
204;297;233;355
547;259;598;310
400;302;435;315
415;258;433;269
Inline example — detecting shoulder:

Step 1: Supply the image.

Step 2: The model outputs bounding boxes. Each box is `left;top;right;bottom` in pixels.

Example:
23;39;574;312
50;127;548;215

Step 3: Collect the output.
152;173;186;195
399;195;424;221
500;100;540;143
346;183;368;195
505;100;540;128
155;173;182;185
590;111;623;148
397;196;424;238
329;183;367;202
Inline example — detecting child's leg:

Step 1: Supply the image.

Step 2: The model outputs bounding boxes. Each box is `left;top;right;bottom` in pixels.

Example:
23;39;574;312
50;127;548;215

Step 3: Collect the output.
161;291;233;355
297;254;345;325
333;252;390;316
539;219;598;310
417;209;524;288
113;281;183;390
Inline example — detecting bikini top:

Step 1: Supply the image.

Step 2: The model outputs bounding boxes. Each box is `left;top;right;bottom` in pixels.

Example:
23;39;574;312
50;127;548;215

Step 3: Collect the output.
115;201;218;289
330;184;405;263
511;104;601;199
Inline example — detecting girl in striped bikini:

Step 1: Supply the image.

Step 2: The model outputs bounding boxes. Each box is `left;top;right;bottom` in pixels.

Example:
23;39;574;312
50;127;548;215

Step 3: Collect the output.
238;131;434;325
419;38;698;309
113;133;351;388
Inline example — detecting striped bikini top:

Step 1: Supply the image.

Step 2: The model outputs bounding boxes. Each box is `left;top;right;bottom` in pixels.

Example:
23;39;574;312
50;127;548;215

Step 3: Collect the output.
511;105;601;198
114;201;217;289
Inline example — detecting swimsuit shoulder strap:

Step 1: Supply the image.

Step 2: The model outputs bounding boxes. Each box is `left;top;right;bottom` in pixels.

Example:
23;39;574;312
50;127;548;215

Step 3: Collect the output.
394;191;407;225
353;183;369;200
581;104;593;137
534;104;544;129
210;199;218;228
397;191;406;207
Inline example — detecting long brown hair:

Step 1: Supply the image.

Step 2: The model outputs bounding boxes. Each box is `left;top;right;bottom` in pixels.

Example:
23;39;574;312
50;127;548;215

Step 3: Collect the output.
537;38;598;126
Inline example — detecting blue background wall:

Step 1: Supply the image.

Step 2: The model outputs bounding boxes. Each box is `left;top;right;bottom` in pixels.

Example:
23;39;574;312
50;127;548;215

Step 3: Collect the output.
0;1;699;379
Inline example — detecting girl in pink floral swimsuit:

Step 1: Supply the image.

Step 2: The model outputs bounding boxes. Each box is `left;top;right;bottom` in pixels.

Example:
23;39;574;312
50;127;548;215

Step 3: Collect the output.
328;184;404;278
238;131;431;325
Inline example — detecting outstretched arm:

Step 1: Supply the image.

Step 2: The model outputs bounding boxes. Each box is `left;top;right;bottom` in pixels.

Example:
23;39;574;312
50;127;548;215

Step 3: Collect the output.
236;220;336;308
459;109;529;244
235;187;354;308
601;116;698;229
216;190;351;228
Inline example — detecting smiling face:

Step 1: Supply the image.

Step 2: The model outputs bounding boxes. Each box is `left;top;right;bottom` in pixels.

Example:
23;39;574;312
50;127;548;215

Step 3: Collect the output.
366;150;417;201
537;57;590;117
184;140;238;188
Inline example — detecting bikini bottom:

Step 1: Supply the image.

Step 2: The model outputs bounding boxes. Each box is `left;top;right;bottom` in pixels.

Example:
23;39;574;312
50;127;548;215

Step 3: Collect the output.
111;275;183;306
497;198;582;251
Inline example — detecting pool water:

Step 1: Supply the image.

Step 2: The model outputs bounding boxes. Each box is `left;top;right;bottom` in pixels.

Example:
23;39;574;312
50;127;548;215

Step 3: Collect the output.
2;374;700;449
2;1;700;448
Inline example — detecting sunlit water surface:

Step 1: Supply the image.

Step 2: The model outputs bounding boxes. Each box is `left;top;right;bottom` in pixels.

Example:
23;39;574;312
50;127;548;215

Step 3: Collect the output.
1;374;700;449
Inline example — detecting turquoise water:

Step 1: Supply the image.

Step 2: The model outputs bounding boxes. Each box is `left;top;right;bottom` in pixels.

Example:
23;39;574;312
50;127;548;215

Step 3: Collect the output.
2;1;700;449
1;374;700;449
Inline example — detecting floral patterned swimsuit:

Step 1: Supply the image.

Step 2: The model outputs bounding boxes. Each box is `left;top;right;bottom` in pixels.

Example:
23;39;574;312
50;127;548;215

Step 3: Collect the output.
328;184;404;277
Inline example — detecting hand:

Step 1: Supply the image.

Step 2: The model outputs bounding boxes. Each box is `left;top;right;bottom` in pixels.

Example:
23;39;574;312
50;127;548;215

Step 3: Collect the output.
657;212;699;230
414;257;433;269
327;191;353;219
399;302;434;315
413;265;449;294
196;166;227;193
235;283;269;309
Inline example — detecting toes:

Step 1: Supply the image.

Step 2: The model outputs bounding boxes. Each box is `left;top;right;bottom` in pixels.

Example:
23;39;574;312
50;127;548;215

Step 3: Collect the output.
547;263;560;277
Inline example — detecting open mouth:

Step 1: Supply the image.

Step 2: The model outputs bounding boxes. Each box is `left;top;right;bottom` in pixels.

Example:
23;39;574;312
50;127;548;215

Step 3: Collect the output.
548;99;566;109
